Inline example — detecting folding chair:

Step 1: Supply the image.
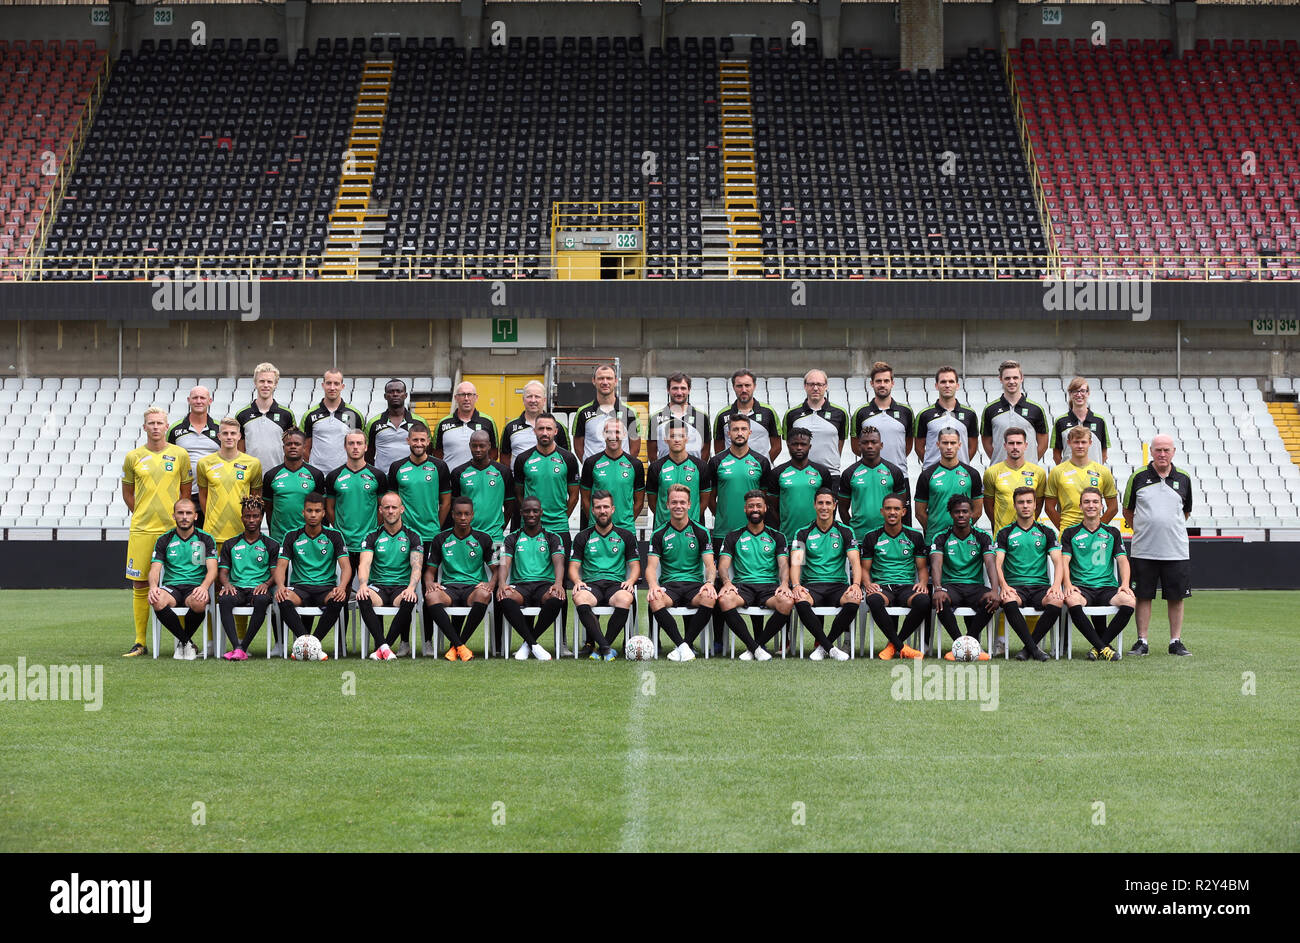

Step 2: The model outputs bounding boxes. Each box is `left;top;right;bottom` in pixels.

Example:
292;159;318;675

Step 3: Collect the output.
734;606;776;657
150;601;213;659
581;595;638;659
431;599;495;657
855;604;917;658
1064;605;1122;659
271;606;343;659
794;606;855;658
352;597;422;659
658;606;711;658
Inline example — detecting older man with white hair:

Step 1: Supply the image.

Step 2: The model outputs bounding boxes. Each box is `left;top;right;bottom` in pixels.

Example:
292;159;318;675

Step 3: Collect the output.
1122;434;1194;656
501;380;571;459
435;380;498;471
167;384;220;524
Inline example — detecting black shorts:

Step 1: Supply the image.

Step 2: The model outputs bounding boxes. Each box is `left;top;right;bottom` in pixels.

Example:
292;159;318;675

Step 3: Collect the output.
802;582;850;607
158;584;202;606
1130;558;1191;601
659;581;705;608
1073;585;1121;607
871;584;925;608
218;586;272;608
360;585;412;608
732;583;779;608
577;579;627;606
513;581;555;607
940;583;993;610
439;583;481;607
1007;585;1054;610
287;585;336;607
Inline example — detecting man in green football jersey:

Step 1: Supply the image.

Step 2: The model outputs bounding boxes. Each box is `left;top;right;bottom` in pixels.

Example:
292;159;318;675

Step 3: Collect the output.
425;496;496;661
356;491;424;662
325;430;387;581
915;427;983;546
496;497;567;661
217;496;279;660
646;420;709;527
790;488;862;661
570;490;640;661
717;490;794;661
579;417;645;531
646;484;717;661
861;494;929;660
274;492;351;647
768;427;835;542
839;425;909;539
1061;486;1136;661
512;412;580;556
451;429;516;543
259;428;325;656
386;421;451;544
148;497;218;660
705;416;774;654
929;494;998;660
995;487;1065;661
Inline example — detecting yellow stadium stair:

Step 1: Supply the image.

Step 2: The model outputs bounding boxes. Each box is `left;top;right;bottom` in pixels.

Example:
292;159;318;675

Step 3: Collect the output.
323;59;394;279
412;400;451;430
1267;401;1300;468
718;59;761;277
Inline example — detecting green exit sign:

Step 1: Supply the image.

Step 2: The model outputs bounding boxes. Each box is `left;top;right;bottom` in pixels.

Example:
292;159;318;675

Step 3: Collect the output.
492;318;518;343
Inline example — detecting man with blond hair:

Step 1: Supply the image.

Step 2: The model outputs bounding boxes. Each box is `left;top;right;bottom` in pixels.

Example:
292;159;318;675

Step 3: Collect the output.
122;406;193;657
197;417;264;552
236;362;295;475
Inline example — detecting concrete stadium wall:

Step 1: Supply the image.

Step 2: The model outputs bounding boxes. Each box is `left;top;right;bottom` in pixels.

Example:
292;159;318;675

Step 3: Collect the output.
5;3;1299;59
3;317;1295;381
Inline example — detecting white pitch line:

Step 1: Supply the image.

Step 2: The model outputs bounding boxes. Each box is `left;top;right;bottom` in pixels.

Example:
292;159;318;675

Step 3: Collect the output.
618;676;650;854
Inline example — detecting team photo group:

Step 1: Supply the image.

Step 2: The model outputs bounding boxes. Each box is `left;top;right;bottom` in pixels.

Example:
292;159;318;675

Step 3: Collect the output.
120;358;1194;665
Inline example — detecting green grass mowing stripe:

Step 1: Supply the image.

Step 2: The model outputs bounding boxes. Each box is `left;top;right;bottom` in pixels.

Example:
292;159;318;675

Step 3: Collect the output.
0;589;1297;851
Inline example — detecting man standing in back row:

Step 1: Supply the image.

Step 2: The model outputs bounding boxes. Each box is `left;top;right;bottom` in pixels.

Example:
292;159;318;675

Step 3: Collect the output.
981;359;1049;465
501;380;571;459
713;369;782;461
436;380;499;472
783;369;848;478
301;369;367;475
915;366;979;467
1123;434;1193;657
572;362;641;463
648;372;711;463
851;361;914;469
236;362;296;476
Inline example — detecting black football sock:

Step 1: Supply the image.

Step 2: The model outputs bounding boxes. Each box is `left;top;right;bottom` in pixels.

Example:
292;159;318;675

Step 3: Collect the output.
497;597;538;646
606;607;630;648
865;595;905;650
576;604;606;649
1030;606;1062;648
239;596;271;649
1001;603;1040;653
897;595;931;645
358;600;387;648
430;607;464;648
461;602;489;643
180;609;207;643
794;602;833;650
381;601;417;648
277;601;308;638
684;608;713;646
155;606;186;640
1099;606;1134;648
828;603;857;646
755;612;789;649
534;598;565;645
312;601;344;644
936;606;964;641
721;608;757;653
652;608;685;647
1067;605;1106;650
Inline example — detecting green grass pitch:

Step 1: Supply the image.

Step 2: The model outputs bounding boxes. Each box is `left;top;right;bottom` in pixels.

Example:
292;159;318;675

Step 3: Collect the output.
1;589;1296;852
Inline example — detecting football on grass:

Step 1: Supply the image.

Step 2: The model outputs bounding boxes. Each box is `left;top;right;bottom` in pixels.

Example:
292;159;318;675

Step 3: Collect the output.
625;636;655;660
291;635;324;661
952;636;982;662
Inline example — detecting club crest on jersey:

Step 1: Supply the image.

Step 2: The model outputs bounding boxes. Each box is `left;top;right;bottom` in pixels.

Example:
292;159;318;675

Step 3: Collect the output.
688;540;696;550
426;474;433;481
302;481;310;488
1089;476;1099;486
164;462;174;471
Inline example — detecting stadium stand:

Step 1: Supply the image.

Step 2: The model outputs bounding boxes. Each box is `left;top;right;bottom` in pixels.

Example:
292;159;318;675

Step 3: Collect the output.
1011;38;1300;280
750;43;1047;279
3;374;1298;533
0;38;106;279
41;38;352;280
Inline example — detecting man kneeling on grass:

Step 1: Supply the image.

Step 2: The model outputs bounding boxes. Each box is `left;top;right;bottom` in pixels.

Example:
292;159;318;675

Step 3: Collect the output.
716;490;795;661
1061;486;1136;661
496;496;566;661
148;497;217;660
861;494;929;660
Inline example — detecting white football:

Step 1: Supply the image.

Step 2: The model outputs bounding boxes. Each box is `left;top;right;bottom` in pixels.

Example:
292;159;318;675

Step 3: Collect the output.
952;636;982;662
292;635;323;661
625;635;655;661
